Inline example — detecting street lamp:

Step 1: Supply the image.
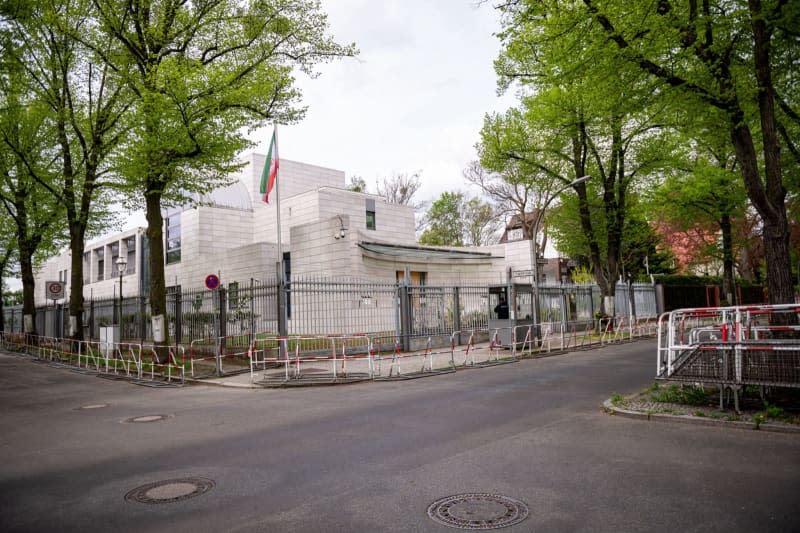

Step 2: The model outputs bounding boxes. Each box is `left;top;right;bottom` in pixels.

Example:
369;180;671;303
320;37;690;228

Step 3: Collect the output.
530;175;591;345
116;255;127;328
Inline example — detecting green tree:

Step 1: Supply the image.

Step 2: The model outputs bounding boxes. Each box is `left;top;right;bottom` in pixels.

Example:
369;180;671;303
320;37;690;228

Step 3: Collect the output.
419;191;465;247
419;191;498;247
0;217;19;332
90;0;355;346
463;196;500;246
650;145;748;303
0;73;66;334
346;175;367;193
6;0;128;339
578;0;797;305
490;1;675;315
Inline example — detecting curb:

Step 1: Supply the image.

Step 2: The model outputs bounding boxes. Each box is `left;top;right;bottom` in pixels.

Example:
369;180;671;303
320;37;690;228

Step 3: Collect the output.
602;399;800;434
185;378;260;389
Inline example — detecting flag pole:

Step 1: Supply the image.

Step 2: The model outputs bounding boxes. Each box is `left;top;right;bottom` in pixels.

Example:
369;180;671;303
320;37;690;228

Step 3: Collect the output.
274;125;283;284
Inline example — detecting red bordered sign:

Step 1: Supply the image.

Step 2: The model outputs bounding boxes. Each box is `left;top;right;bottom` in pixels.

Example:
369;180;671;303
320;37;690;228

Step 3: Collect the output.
205;274;220;290
45;281;65;300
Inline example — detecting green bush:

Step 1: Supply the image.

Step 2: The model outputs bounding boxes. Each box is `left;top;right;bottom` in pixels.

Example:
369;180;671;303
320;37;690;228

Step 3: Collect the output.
648;383;710;406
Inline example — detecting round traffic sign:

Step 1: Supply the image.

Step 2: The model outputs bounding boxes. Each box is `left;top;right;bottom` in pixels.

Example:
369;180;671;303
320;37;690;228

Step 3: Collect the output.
46;281;65;299
204;274;220;290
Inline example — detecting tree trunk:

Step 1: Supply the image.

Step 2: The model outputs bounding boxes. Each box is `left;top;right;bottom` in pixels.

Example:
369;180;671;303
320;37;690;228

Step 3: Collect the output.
729;119;792;305
19;245;36;335
748;0;794;306
145;188;168;347
720;214;736;305
0;274;5;333
68;227;85;339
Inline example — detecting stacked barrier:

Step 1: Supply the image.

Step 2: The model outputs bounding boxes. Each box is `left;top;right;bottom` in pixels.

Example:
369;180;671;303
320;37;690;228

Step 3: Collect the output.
657;304;800;409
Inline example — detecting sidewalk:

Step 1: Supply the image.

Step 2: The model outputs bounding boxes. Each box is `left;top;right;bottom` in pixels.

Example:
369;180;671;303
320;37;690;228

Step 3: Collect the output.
193;334;624;389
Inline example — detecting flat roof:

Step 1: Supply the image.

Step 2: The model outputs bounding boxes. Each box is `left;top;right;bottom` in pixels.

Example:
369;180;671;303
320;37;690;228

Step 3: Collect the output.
358;242;493;260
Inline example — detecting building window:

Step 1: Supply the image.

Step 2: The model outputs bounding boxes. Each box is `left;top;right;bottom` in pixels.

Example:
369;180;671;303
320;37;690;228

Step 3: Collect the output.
95;248;104;281
83;252;90;284
165;211;181;264
365;198;376;230
110;242;121;276
125;236;136;275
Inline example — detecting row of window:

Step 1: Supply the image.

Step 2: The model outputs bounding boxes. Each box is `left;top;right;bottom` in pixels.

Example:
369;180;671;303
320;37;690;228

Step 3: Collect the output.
75;198;376;281
82;236;137;284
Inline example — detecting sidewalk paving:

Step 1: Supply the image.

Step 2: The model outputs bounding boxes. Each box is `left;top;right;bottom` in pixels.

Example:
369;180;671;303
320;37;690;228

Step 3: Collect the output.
194;335;639;388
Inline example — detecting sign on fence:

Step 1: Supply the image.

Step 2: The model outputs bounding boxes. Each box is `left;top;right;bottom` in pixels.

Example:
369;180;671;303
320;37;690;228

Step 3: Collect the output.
45;281;64;300
205;274;220;290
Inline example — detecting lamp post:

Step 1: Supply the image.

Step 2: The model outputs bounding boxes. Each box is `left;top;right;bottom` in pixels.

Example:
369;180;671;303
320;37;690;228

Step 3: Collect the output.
530;175;591;345
116;256;127;328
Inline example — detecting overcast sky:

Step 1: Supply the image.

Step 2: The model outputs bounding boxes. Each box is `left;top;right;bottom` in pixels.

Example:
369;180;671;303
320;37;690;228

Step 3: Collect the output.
250;0;515;204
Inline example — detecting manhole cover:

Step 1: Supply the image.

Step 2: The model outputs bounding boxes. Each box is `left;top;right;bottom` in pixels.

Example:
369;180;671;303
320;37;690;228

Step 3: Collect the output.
427;493;529;530
124;414;170;423
125;477;215;504
76;403;109;410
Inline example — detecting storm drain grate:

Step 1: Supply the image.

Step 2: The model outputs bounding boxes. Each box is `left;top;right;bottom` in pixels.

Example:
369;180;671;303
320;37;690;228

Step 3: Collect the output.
124;414;171;423
427;493;529;530
125;477;214;504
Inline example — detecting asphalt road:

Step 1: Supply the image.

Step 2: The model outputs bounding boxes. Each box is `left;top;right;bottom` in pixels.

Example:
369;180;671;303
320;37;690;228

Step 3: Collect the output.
1;340;798;533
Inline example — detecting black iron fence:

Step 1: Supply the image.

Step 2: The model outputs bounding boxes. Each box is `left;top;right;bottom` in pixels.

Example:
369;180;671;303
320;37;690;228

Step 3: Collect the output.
3;278;657;348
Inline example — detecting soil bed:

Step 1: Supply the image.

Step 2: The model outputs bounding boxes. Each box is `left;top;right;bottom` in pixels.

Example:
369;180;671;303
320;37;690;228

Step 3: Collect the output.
611;382;800;427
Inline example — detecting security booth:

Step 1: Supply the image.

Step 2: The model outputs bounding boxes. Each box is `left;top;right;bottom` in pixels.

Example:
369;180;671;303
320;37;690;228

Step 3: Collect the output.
488;283;534;347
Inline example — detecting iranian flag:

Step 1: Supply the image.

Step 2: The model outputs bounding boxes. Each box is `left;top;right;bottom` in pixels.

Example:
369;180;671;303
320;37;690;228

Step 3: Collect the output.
260;127;279;203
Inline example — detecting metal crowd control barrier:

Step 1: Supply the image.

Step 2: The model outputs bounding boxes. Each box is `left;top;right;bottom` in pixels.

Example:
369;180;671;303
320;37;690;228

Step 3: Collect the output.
370;335;458;378
657;304;800;410
247;335;286;381
0;331;27;351
247;334;375;383
139;344;185;384
1;313;666;387
189;336;247;378
444;328;510;369
78;341;142;377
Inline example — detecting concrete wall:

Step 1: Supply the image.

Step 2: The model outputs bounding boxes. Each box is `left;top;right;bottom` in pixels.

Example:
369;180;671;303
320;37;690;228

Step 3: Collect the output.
167;206;256;289
249;156;345;244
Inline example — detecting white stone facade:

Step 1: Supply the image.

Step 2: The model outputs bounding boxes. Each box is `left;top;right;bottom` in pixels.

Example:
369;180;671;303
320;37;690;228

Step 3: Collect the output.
35;154;548;305
35;228;145;306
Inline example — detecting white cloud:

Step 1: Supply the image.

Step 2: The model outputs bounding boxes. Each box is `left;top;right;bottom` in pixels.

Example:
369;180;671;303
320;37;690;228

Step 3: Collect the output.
252;0;516;204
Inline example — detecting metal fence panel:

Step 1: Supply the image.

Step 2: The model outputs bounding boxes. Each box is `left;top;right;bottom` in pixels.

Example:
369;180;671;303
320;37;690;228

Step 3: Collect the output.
288;277;398;337
457;285;490;331
615;282;657;318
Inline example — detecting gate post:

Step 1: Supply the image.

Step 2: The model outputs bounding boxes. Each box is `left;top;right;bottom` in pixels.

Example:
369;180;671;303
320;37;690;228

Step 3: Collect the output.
217;287;227;376
139;297;147;343
249;278;256;346
174;291;182;347
452;286;462;346
399;282;412;352
89;299;95;340
276;262;287;356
